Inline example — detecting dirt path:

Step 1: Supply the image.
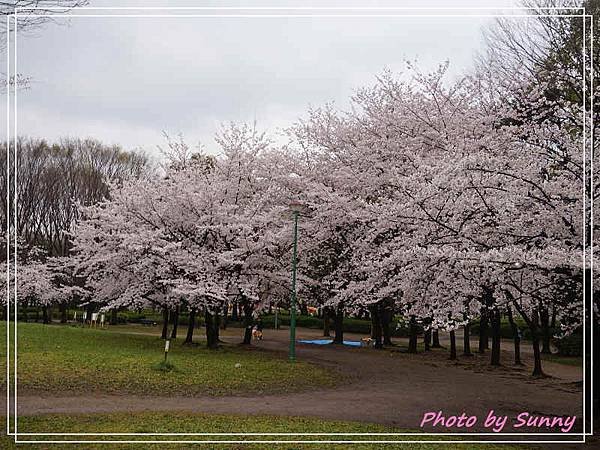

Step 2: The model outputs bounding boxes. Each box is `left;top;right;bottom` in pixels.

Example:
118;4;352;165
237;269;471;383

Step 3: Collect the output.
13;326;583;434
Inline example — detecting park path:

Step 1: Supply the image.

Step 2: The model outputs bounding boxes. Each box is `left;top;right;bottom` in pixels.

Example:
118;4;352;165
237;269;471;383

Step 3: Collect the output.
13;326;583;433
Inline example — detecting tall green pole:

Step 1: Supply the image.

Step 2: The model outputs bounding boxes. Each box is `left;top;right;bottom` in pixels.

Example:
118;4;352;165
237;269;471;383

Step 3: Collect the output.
289;210;299;362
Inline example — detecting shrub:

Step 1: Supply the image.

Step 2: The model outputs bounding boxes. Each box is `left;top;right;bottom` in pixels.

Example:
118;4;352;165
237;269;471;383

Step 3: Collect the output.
554;333;583;356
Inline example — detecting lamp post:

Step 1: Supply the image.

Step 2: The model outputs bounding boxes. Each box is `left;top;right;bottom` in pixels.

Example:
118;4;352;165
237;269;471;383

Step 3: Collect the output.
288;200;303;362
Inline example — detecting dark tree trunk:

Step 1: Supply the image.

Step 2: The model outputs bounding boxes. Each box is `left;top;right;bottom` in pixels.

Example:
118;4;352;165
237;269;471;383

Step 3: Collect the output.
508;292;546;378
215;312;221;342
323;307;331;337
531;330;545;377
205;309;219;349
333;305;344;344
85;303;94;325
408;316;418;353
242;299;253;345
42;306;50;324
507;307;522;365
479;310;489;353
463;321;473;356
110;309;118;326
59;304;68;324
22;304;29;322
381;304;393;346
540;307;552;354
449;329;457;360
184;309;196;344
490;309;501;366
300;302;308;316
161;308;169;339
424;328;431;351
221;303;228;330
369;304;383;349
232;301;238;321
170;306;179;339
432;329;441;348
530;313;545;377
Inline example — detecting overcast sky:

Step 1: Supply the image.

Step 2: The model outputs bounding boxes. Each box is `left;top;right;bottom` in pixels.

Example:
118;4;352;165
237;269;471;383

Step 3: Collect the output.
5;0;522;157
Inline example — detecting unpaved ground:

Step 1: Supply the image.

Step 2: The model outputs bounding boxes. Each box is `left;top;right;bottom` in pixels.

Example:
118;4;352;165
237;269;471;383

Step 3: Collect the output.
12;325;584;438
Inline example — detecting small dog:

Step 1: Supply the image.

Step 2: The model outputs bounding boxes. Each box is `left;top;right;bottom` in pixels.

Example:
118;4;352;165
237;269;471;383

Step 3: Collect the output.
252;327;263;340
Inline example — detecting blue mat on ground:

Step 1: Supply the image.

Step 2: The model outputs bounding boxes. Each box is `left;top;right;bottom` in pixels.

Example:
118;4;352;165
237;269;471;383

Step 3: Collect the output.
298;339;361;347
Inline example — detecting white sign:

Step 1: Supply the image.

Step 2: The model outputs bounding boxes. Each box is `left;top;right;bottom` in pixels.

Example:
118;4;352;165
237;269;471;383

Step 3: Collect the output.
164;340;170;352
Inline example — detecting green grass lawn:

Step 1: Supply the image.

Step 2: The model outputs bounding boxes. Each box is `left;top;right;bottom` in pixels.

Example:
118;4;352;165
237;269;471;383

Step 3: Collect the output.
2;412;527;449
541;353;583;367
0;322;336;396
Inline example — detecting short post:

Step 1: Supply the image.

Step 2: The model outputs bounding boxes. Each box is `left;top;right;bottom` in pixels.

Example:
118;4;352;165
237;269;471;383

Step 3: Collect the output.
164;339;170;363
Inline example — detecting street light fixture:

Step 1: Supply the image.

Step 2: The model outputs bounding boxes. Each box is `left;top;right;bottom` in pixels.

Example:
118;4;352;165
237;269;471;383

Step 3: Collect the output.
288;200;304;362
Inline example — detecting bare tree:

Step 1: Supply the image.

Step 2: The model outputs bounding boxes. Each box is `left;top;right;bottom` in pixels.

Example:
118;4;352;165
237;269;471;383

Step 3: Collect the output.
1;1;88;35
0;137;153;257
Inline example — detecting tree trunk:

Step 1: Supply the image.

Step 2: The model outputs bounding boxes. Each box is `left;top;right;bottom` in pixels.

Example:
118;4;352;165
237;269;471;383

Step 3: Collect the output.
242;299;253;345
507;307;522;365
300;302;308;316
42;306;50;324
490;308;501;366
408;316;418;353
22;304;29;322
161;308;169;339
432;329;441;348
463;321;473;356
184;309;196;344
530;313;545;377
232;301;238;321
323;307;331;337
221;303;228;330
509;294;546;378
369;304;383;349
333;305;344;344
170;306;179;339
381;306;393;346
85;303;94;325
531;330;545;377
205;309;219;349
110;309;118;326
540;307;552;354
478;310;489;353
449;329;457;360
59;304;68;324
215;312;221;342
424;328;431;351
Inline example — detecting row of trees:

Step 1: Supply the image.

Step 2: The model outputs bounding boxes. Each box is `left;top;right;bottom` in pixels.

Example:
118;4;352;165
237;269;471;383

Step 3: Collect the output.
1;3;596;381
0;138;151;321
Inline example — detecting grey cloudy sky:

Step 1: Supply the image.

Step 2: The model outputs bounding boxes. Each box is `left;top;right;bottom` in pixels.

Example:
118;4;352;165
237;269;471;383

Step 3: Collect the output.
6;0;521;157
